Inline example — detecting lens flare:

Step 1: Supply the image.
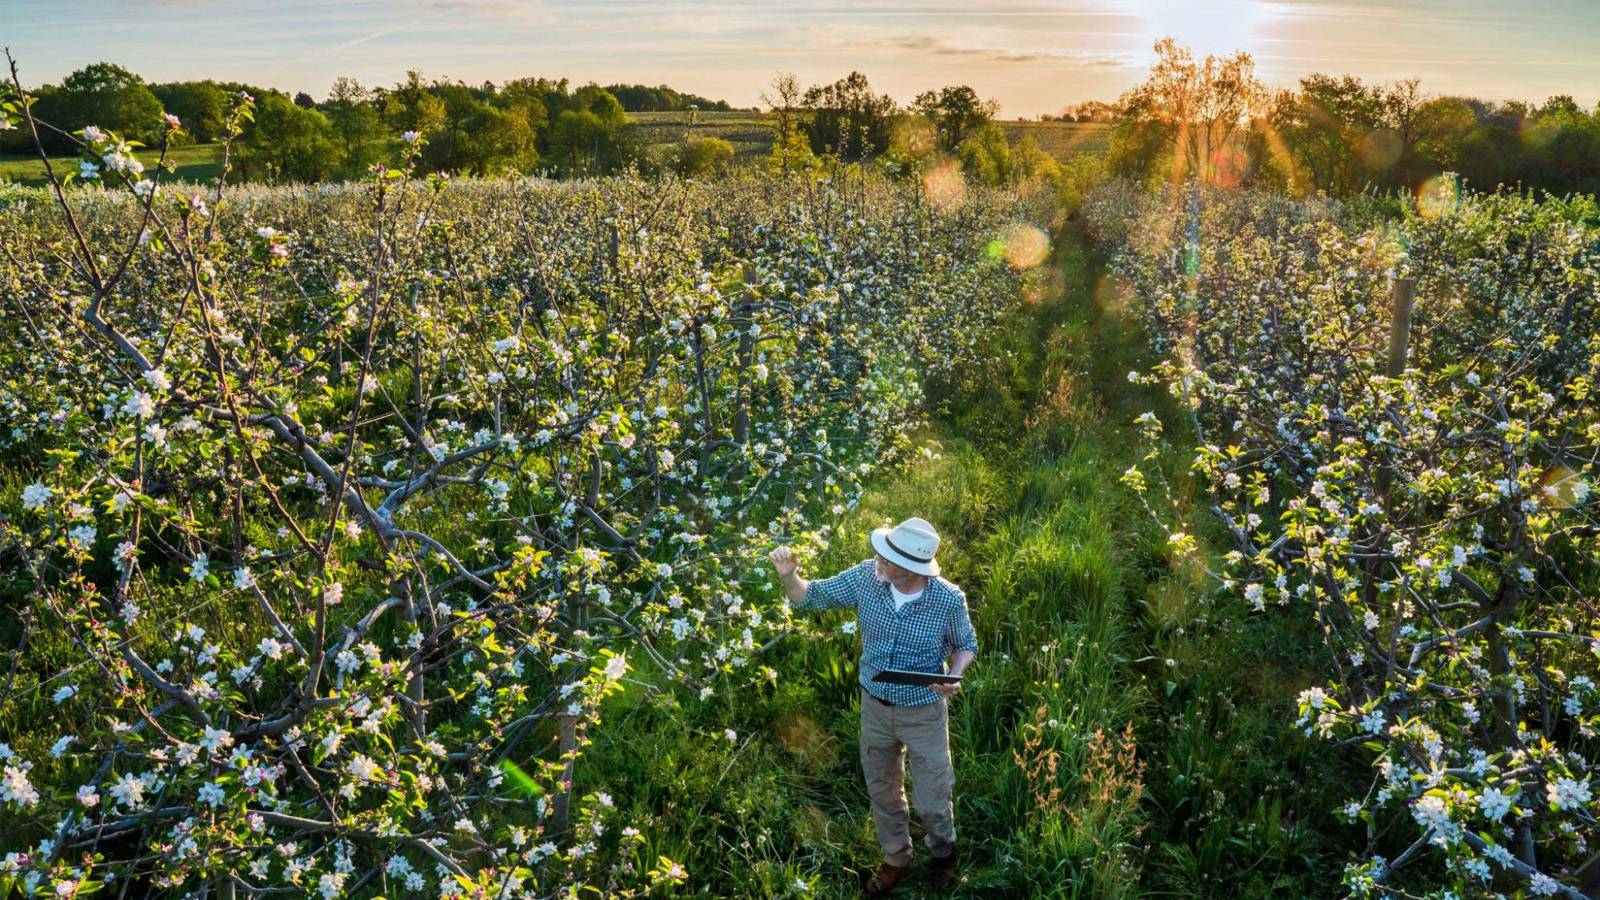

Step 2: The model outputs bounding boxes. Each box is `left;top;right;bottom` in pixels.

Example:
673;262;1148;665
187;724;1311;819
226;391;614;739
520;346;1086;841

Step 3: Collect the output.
1539;463;1590;509
1208;144;1251;189
1358;128;1403;172
921;157;966;211
774;710;832;759
891;117;938;159
1095;272;1137;316
998;223;1050;269
498;759;542;798
1418;175;1460;219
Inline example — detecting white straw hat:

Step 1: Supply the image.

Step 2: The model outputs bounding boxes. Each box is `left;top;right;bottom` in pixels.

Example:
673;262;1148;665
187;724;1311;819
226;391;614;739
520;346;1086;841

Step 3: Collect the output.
870;517;941;577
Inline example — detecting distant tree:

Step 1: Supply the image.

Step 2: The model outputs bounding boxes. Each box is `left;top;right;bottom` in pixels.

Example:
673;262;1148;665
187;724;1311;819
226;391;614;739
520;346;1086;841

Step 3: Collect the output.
1270;73;1381;194
1011;133;1061;182
1376;77;1436;189
669;136;734;176
293;91;317;109
502;76;573;124
234;92;344;183
604;84;733;112
573;83;628;130
383;70;447;135
1523;96;1600;194
1537;94;1582;120
1411;96;1482;176
802;71;898;160
323;76;389;176
468;102;540;175
1113;38;1267;184
493;81;550;136
149;80;228;142
545;110;608;176
761;71;808;176
1056;100;1124;123
31;62;163;152
536;84;635;176
1104;113;1172;188
912;85;1000;151
1260;74;1596;197
545;100;637;177
1478;99;1530;131
957;122;1013;185
498;79;558;162
425;84;539;176
955;122;1063;186
420;81;485;173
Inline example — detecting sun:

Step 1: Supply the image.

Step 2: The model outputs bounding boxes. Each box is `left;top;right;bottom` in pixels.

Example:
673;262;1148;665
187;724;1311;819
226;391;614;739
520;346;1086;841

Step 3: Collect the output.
1131;0;1277;59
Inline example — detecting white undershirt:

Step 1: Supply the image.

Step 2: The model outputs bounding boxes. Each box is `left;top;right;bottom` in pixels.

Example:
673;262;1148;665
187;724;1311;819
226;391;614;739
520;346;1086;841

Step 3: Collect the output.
891;585;924;612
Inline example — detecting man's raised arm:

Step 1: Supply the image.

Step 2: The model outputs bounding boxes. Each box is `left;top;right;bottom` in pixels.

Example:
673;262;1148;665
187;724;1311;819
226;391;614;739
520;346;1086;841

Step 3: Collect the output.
768;546;811;606
769;548;863;611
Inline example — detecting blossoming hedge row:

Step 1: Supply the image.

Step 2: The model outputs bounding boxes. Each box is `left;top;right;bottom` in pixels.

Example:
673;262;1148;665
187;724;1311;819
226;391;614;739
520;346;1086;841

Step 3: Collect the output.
0;85;1053;898
1089;178;1600;898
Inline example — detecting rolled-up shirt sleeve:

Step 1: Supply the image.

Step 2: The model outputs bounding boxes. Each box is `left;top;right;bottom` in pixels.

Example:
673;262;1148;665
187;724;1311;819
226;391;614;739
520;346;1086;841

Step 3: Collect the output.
945;595;978;654
796;559;870;611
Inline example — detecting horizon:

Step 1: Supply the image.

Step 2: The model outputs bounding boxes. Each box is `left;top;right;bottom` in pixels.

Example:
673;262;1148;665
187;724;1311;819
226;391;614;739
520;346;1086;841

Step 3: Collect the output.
3;0;1599;117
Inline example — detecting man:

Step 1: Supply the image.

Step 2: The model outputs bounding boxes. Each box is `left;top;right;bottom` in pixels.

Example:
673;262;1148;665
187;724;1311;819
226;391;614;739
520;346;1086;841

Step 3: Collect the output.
768;517;978;895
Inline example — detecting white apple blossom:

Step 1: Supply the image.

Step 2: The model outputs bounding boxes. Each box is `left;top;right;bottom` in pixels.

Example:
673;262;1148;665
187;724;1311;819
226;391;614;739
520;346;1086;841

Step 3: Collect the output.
21;483;51;510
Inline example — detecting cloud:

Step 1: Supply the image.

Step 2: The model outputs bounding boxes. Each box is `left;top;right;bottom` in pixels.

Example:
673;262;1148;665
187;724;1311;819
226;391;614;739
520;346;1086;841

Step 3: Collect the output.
408;0;555;24
875;33;1136;68
1261;0;1586;28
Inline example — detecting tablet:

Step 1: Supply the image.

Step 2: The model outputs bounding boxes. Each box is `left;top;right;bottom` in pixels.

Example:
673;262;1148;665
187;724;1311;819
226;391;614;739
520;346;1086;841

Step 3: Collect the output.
871;668;963;686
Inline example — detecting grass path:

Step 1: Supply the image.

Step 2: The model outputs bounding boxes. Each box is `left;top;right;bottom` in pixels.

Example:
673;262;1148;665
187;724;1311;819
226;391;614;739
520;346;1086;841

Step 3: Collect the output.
569;222;1356;899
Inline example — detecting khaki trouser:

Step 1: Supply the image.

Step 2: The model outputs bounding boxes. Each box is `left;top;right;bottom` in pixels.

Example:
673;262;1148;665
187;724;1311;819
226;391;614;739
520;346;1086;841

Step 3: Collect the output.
859;686;957;866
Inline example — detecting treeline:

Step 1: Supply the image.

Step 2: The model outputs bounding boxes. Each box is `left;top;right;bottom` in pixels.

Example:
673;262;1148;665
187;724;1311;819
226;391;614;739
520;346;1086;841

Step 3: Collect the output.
1110;38;1600;198
758;71;1063;187
602;84;740;112
1040;100;1124;123
4;61;1069;188
3;63;746;182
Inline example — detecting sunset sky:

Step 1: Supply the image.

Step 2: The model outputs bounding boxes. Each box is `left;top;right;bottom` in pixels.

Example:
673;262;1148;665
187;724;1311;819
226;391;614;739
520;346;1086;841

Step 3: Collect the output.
5;0;1597;117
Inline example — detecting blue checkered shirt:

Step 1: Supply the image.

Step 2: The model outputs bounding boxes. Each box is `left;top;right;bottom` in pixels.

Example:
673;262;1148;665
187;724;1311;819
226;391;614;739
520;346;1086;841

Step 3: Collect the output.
792;558;978;706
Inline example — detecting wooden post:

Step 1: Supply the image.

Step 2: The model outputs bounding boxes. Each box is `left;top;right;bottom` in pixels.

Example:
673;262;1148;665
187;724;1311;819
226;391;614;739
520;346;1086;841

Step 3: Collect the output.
1385;277;1417;379
551;713;577;832
1359;276;1420;645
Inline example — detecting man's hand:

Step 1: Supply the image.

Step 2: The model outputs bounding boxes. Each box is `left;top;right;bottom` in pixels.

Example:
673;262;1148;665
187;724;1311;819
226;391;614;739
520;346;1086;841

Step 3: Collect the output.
769;546;809;605
768;546;799;577
934;650;974;699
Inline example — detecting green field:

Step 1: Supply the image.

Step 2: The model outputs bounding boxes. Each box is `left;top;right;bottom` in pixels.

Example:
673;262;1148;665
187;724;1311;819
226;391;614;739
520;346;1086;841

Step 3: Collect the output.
998;120;1113;161
628;109;778;160
0;142;224;186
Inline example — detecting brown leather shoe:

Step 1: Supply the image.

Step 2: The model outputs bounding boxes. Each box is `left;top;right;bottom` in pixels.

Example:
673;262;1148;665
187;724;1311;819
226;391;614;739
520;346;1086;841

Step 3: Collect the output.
860;860;911;896
929;850;958;889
